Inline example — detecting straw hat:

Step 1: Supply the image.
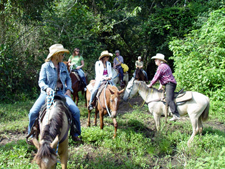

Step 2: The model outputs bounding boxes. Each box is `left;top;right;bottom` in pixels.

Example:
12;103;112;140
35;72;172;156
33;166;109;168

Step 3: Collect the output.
151;53;167;62
46;44;69;60
99;50;113;60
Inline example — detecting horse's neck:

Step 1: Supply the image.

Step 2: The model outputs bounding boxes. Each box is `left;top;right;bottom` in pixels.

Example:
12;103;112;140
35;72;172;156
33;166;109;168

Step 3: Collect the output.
138;86;162;102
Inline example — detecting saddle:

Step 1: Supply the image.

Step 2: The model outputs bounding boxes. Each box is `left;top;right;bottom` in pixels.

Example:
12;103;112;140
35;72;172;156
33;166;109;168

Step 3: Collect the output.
87;80;111;106
162;89;192;105
26;94;79;143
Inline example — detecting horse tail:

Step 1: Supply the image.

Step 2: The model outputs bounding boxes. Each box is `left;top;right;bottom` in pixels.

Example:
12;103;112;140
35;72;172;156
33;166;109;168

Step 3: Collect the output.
201;96;210;121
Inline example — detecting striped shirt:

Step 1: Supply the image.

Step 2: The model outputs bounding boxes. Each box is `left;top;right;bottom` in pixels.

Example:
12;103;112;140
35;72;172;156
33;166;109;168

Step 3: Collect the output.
149;63;177;86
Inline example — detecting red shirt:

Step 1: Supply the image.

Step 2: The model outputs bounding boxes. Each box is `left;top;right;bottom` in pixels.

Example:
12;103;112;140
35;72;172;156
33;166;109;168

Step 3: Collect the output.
150;63;177;86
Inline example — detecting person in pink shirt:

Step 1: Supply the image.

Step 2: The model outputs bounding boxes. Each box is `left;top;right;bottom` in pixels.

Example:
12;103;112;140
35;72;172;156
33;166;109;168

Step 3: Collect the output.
147;53;180;121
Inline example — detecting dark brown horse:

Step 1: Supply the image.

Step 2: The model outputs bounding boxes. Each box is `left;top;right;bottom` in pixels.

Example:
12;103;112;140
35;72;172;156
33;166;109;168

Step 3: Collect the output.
63;61;87;106
86;80;124;138
135;67;148;82
32;99;70;169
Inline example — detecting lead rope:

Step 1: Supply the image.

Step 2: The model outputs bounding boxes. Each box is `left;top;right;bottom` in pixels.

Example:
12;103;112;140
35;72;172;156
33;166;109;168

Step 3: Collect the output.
104;81;111;117
45;89;55;124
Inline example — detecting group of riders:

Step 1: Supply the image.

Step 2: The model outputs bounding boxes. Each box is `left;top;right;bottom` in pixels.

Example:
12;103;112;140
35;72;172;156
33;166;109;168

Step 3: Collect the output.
27;44;180;144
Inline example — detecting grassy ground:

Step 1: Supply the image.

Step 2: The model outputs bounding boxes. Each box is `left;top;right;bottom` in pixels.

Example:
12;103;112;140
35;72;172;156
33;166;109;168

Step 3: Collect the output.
0;95;225;169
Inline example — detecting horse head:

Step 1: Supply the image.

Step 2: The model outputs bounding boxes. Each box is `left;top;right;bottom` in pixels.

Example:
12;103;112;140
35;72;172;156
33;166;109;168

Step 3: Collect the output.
123;78;138;101
135;67;145;81
63;61;70;72
33;136;59;169
108;85;124;118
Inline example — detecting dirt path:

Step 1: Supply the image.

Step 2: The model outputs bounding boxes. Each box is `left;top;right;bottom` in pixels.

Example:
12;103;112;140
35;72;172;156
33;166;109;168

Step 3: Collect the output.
1;95;224;145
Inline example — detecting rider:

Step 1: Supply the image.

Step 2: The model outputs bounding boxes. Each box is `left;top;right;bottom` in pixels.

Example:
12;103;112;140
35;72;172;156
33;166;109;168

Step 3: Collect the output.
113;50;124;85
147;53;180;121
88;50;114;110
68;48;87;91
28;44;81;142
133;56;148;81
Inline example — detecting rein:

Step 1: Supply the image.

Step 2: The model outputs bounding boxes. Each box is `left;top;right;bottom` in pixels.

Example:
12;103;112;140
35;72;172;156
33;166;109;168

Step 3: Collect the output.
104;81;111;117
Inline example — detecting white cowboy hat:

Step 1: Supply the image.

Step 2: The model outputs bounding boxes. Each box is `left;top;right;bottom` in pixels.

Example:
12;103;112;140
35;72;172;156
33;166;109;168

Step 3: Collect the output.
151;53;167;62
46;44;69;60
99;50;113;60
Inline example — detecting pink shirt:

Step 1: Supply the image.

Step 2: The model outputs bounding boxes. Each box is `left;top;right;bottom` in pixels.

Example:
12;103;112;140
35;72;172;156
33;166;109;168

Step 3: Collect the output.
150;63;177;86
103;68;108;75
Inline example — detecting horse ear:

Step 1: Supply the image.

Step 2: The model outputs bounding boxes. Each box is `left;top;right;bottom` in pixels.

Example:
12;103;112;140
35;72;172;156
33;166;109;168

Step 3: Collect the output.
32;138;40;149
50;135;59;148
118;89;125;94
108;88;115;94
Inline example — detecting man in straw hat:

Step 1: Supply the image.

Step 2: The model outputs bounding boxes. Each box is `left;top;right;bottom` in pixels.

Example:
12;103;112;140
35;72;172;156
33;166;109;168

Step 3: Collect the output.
28;44;81;142
147;53;180;121
88;50;114;110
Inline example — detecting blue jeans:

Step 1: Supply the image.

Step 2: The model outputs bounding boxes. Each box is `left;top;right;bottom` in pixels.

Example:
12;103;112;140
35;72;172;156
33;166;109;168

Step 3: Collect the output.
28;91;81;136
72;68;87;86
117;67;124;81
89;80;114;105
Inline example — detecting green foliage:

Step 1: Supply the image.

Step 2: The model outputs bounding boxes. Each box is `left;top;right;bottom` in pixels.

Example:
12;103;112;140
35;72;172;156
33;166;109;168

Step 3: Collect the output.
1;0;225;103
169;8;225;99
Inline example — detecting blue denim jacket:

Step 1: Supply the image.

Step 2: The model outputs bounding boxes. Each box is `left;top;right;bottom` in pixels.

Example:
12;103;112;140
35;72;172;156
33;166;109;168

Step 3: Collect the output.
38;61;73;94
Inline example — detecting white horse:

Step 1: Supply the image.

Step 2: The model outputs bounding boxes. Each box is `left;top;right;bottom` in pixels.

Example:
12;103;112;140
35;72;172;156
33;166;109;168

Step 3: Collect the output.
111;67;129;86
123;79;210;146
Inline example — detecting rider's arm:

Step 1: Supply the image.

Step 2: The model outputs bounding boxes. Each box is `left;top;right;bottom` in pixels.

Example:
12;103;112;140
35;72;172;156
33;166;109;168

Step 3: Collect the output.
38;63;49;92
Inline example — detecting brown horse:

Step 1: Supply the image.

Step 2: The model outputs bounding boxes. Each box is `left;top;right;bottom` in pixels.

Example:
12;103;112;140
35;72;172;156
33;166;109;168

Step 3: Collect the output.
86;80;124;138
63;61;87;106
135;67;148;81
32;99;70;169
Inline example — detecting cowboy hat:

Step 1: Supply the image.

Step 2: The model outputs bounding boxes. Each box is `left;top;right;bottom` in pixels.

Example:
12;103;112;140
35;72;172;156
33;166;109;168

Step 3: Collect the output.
99;50;113;60
46;44;69;60
151;53;167;62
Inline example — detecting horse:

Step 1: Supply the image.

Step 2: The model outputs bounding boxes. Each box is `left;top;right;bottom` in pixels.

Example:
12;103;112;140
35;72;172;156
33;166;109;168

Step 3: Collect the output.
134;67;148;82
123;79;210;147
111;67;129;88
31;97;70;169
86;80;124;138
63;61;87;106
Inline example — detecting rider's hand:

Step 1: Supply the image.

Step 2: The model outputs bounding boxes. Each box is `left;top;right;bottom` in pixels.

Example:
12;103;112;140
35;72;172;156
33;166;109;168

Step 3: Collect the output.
158;84;163;90
76;66;81;69
65;90;71;98
147;84;152;88
46;88;54;95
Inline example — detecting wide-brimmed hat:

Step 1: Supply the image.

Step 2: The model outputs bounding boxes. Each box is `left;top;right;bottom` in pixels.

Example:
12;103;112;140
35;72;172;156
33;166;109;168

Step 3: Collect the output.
99;50;113;60
151;53;167;62
46;44;69;60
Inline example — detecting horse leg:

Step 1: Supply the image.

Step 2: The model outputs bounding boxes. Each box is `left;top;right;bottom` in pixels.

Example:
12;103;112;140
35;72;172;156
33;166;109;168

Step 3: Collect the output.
58;137;68;169
112;118;118;139
75;93;79;106
99;110;104;129
94;108;98;126
187;116;198;147
198;118;203;136
87;110;91;127
153;112;161;131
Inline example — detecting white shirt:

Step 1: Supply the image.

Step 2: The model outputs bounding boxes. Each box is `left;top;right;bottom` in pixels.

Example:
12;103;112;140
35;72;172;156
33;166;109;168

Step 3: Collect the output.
95;60;112;82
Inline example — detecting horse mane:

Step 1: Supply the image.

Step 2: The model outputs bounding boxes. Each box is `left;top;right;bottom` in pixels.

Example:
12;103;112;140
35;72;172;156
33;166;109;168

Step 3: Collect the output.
34;101;66;163
135;81;163;94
